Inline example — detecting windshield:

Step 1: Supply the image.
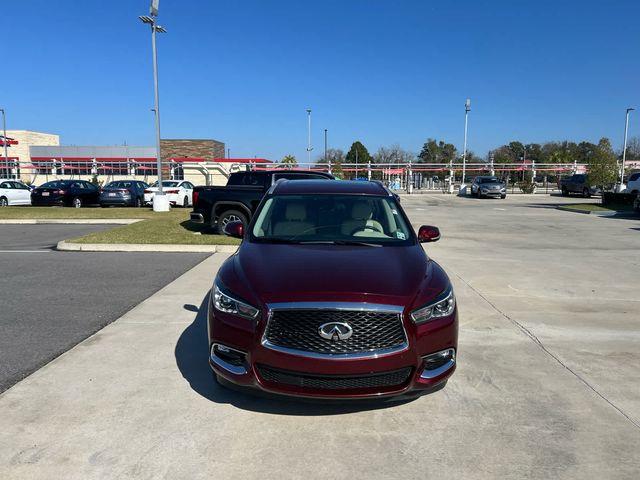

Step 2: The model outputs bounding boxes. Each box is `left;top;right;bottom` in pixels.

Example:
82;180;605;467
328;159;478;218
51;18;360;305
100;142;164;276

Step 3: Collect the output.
251;194;414;245
149;181;179;187
481;177;500;184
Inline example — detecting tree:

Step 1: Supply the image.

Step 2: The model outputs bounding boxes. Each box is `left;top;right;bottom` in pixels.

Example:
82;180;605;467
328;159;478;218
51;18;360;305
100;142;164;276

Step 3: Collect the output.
417;138;456;163
345;142;372;178
623;136;640;160
588;138;618;193
280;154;298;166
315;148;344;178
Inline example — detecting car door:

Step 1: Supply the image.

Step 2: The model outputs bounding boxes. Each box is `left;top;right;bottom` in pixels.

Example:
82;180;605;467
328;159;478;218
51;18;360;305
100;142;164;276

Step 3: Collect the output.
0;181;15;205
11;181;32;205
181;181;194;206
84;181;100;204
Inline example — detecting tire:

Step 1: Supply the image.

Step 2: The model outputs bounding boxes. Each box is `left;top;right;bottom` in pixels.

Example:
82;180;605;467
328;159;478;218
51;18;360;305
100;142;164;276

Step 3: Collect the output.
501;194;506;199
0;196;8;207
561;186;568;196
582;188;590;198
216;209;248;235
183;195;189;208
72;197;82;208
135;197;142;208
477;191;483;199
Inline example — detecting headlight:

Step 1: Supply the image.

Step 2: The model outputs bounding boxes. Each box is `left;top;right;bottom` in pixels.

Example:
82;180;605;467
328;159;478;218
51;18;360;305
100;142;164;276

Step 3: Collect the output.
410;287;456;324
213;283;259;319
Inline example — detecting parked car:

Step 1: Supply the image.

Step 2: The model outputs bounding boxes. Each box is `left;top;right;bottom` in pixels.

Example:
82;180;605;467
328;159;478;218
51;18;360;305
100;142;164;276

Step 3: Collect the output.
100;180;148;207
191;170;334;234
209;179;458;400
470;176;507;199
560;174;599;197
624;172;640;194
31;180;100;207
144;180;194;207
0;179;32;206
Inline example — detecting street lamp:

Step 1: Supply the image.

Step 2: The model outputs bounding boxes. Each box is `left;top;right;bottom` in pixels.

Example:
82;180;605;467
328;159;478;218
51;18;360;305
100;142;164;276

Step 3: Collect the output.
306;109;313;165
620;107;634;190
0;109;7;176
139;5;168;212
324;129;329;174
462;98;471;185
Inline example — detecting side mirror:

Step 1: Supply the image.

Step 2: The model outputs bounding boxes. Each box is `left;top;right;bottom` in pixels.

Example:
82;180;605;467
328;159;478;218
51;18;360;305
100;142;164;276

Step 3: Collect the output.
223;221;244;239
418;225;441;243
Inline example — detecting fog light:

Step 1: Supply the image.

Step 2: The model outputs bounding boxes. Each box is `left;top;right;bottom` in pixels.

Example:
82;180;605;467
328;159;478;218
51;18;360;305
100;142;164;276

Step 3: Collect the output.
420;349;456;379
211;343;246;367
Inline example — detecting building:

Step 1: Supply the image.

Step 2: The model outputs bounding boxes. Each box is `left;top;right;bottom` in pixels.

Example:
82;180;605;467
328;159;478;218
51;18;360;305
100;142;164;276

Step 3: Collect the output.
3;132;272;186
1;130;59;178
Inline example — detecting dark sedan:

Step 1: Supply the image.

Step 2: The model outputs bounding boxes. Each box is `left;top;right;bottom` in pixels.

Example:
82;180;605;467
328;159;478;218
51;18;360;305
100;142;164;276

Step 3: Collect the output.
209;180;458;400
100;180;148;207
31;180;100;208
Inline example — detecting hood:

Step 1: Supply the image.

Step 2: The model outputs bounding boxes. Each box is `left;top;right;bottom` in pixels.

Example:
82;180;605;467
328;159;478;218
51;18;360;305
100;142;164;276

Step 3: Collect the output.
230;242;433;306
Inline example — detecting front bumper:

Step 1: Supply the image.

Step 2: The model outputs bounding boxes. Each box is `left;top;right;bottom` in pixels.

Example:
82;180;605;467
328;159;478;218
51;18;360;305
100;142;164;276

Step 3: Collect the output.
208;299;458;399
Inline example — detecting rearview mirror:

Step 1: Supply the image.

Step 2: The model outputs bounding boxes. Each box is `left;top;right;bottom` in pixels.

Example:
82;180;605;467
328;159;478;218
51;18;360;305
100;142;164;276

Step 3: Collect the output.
418;225;441;243
223;221;244;239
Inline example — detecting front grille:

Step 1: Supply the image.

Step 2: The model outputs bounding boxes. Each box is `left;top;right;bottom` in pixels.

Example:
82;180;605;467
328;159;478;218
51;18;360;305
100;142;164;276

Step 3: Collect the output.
256;364;412;390
264;309;406;355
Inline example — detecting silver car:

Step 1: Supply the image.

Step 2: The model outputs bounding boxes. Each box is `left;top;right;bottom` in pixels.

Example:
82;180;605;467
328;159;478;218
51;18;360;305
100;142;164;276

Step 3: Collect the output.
471;176;506;199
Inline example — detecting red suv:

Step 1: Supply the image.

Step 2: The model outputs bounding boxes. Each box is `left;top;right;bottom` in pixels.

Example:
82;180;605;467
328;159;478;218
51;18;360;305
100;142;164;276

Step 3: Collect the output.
208;180;458;399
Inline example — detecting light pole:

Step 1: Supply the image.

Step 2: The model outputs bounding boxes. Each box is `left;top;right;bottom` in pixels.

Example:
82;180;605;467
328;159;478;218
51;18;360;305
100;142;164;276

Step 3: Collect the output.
306;109;313;165
324;129;329;173
620;107;634;190
0;109;7;176
462;98;471;185
139;4;168;212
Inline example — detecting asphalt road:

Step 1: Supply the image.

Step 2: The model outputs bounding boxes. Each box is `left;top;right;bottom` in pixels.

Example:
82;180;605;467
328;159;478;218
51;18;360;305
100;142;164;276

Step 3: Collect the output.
0;225;210;392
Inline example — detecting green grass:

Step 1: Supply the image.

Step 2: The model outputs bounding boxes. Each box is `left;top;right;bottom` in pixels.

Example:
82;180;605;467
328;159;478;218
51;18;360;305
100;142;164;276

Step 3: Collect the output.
0;206;240;245
565;203;634;212
0;206;157;219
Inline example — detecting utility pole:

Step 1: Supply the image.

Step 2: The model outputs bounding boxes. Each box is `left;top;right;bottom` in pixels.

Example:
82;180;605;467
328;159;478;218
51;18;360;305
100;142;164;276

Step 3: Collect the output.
306;109;313;165
0;109;7;176
324;129;329;174
462;98;471;185
139;1;168;212
620;107;635;190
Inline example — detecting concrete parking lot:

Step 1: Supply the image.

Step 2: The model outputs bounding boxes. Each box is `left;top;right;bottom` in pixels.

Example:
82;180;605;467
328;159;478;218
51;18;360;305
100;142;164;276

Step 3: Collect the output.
0;195;638;479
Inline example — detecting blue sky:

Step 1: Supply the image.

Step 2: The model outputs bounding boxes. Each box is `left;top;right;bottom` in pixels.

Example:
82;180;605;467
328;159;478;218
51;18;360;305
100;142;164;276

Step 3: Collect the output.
3;0;639;161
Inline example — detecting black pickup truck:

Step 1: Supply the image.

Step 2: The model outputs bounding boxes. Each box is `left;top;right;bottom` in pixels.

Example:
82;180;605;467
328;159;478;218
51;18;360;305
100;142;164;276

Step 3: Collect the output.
190;170;334;233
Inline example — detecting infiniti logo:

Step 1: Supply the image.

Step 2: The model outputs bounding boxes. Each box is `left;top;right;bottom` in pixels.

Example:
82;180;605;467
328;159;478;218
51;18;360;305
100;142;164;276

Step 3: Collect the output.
318;322;353;341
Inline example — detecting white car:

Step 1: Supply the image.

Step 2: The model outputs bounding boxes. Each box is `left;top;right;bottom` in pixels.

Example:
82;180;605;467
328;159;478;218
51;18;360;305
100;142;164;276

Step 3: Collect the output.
144;180;194;207
0;179;32;206
624;172;640;194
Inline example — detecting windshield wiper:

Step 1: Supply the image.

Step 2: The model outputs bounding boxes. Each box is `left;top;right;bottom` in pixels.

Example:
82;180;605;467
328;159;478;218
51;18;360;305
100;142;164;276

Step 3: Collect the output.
298;240;382;247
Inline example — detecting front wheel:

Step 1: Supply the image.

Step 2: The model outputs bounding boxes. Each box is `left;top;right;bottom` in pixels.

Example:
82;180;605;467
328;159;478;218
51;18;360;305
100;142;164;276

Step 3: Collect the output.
501;194;506;199
72;197;82;208
0;196;8;207
582;188;591;198
561;186;568;196
135;197;142;208
216;209;248;235
183;195;189;208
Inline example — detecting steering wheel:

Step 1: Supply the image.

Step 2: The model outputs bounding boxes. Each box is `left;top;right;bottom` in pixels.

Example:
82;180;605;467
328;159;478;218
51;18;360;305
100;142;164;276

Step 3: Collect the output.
349;224;384;235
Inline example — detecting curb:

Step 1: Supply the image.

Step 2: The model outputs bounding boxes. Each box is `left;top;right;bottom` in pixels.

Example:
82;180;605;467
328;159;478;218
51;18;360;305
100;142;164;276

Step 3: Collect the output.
56;241;239;253
556;206;593;214
0;219;143;225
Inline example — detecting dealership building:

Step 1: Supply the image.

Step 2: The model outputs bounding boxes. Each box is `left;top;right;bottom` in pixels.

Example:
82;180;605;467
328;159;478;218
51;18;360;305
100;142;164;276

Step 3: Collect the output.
1;131;272;186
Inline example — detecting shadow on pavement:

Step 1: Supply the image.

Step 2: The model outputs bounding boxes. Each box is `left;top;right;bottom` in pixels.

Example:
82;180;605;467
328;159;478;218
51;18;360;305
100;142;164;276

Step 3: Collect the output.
174;292;421;416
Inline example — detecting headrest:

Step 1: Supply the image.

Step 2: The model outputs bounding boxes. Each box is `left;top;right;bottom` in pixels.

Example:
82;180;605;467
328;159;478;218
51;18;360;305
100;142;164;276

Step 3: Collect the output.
351;201;372;220
285;202;307;221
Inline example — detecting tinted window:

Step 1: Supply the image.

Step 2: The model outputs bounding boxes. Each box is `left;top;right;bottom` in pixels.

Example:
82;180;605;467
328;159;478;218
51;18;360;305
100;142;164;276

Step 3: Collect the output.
629;173;640;182
273;173;330;182
227;173;265;187
0;182;12;188
13;182;29;190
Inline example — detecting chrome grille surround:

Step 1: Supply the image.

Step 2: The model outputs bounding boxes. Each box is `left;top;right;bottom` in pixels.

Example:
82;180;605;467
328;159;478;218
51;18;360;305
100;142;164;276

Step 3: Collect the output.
262;302;408;360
